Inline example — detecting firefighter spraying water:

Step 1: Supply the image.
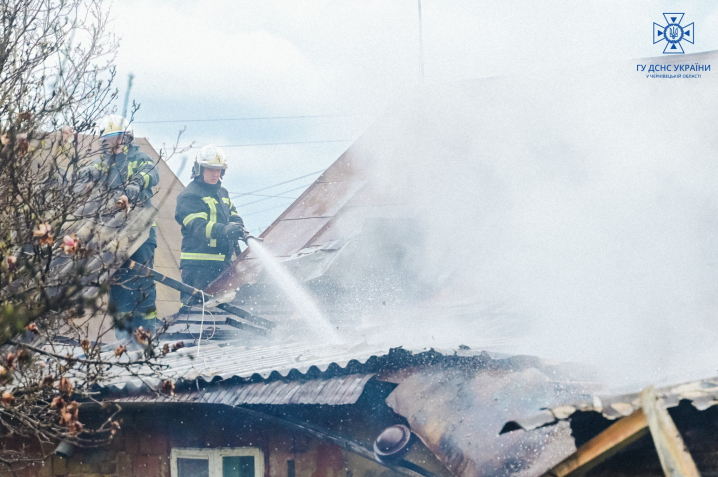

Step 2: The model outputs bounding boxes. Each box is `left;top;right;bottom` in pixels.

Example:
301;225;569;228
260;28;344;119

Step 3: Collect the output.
174;145;249;306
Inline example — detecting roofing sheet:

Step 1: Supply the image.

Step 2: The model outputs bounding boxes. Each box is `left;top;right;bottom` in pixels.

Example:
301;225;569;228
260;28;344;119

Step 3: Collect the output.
502;375;718;433
100;341;505;395
115;373;374;406
103;341;391;393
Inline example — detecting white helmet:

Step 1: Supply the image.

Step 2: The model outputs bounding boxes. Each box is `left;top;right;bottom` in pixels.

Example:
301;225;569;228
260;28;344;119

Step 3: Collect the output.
196;144;228;169
98;114;133;139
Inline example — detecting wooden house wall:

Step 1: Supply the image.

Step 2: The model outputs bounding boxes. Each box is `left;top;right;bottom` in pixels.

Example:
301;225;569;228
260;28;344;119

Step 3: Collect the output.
0;403;450;477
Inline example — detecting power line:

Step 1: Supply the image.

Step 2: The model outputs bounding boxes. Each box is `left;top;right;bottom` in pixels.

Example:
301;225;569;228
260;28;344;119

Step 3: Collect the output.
239;195;294;209
242;203;294;217
134;114;363;124
229;169;324;198
236;183;313;208
213;139;350;148
176;140;350;150
237;191;298;199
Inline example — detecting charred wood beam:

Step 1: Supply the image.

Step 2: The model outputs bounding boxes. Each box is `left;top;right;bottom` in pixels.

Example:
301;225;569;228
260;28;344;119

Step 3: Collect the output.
539;409;649;477
640;386;701;477
232;406;440;477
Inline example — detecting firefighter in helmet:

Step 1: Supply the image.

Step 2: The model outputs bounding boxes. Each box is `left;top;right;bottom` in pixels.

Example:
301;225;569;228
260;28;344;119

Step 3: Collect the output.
175;145;247;304
78;114;160;340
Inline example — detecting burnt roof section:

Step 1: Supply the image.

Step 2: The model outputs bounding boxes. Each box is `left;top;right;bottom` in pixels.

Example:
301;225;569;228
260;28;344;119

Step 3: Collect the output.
501;375;718;434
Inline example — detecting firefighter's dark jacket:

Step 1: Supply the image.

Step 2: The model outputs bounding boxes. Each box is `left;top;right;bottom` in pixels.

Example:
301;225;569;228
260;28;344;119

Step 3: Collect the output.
175;178;244;267
90;142;160;244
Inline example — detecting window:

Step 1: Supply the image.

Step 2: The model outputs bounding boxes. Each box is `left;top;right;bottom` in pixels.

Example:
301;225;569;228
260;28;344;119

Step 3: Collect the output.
171;448;264;477
287;459;295;477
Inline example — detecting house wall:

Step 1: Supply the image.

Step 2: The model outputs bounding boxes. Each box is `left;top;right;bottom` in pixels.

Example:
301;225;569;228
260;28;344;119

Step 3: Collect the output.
0;403;451;477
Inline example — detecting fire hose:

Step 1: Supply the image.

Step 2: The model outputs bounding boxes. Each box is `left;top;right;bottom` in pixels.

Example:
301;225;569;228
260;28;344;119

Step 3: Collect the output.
125;259;275;333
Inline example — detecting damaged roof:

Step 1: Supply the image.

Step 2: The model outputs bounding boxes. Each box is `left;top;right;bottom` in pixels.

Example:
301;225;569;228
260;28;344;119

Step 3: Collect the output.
501;375;718;434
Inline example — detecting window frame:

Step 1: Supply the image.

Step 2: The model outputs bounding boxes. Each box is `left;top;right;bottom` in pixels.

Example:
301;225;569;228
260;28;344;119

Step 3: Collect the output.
171;447;264;477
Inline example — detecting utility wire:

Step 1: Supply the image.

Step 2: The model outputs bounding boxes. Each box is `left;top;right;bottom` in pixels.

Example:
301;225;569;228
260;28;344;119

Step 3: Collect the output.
236;183;312;208
134;114;363;124
229;169;324;198
237;191;298;199
243;203;294;217
212;139;350;148
173;139;350;151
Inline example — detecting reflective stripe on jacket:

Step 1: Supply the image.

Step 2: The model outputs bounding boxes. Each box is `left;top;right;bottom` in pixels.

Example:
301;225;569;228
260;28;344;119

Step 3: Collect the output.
91;143;159;204
175;178;244;267
90;142;160;244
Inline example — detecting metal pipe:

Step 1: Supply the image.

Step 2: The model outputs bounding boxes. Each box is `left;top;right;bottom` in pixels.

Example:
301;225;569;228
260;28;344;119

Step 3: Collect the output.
122;73;134;118
418;0;424;80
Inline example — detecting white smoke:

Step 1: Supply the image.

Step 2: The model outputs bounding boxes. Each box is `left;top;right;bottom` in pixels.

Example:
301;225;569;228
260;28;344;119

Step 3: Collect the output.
350;63;718;389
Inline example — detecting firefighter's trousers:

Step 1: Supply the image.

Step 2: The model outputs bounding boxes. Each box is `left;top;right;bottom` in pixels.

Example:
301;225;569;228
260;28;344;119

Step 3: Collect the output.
180;263;229;306
111;239;158;341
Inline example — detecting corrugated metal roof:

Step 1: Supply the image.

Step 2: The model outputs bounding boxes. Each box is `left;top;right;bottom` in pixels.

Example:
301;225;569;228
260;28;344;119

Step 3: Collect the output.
103;341;383;392
115;373;374;406
100;341;498;394
502;375;718;433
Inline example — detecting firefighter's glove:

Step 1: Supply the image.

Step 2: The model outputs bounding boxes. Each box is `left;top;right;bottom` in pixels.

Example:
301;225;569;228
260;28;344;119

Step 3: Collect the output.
124;182;141;201
73;166;99;193
223;223;247;240
77;165;100;182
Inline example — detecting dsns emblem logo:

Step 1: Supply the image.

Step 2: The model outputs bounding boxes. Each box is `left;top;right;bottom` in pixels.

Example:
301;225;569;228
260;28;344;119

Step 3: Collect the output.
653;13;694;54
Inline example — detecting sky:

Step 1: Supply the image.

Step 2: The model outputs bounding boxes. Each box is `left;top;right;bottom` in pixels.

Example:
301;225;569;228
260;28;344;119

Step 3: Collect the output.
109;0;718;234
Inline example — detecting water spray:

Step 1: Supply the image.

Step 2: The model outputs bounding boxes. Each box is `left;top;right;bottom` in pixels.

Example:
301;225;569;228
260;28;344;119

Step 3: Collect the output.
244;237;340;343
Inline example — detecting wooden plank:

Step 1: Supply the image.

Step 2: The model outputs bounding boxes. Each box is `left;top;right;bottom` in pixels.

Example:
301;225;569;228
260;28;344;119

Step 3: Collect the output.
640;386;701;477
540;409;649;477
